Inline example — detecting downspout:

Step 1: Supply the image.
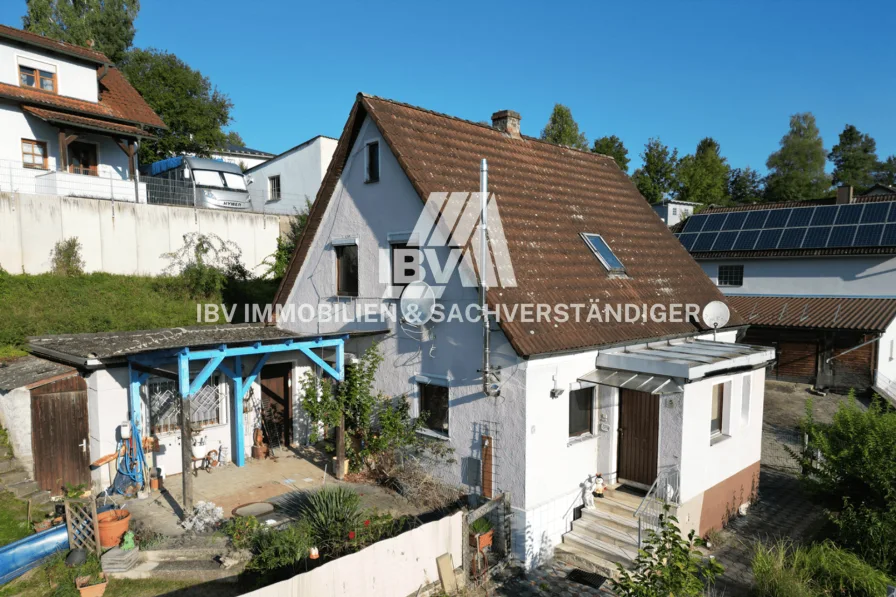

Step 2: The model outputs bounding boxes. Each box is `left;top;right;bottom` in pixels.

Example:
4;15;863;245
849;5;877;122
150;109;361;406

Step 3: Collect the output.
480;159;492;397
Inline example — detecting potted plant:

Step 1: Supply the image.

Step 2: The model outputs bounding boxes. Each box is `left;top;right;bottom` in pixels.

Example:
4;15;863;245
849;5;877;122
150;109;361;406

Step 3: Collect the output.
468;517;494;551
75;572;108;597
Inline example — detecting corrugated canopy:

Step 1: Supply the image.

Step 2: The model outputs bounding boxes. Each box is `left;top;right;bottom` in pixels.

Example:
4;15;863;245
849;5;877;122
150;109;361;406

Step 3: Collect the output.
578;368;685;394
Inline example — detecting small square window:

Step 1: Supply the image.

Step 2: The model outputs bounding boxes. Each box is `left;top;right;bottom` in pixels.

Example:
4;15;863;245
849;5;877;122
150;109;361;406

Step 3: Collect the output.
581;233;624;273
365;141;380;183
419;383;448;435
568;387;594;437
21;139;48;169
335;243;358;297
718;264;743;287
711;383;725;436
268;175;281;201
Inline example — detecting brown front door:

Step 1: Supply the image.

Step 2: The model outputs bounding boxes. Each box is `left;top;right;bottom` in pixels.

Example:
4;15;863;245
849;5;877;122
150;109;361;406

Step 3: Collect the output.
31;377;90;494
260;363;292;447
617;389;660;488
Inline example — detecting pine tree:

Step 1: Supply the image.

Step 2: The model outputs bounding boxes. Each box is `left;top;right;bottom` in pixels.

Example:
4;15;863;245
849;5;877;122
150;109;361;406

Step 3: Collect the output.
764;113;831;201
540;104;588;150
874;156;896;188
631;138;679;203
727;167;764;203
829;125;879;192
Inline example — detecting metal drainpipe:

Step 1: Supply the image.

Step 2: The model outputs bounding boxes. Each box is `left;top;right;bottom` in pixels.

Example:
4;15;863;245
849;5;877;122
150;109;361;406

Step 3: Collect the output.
480;159;490;397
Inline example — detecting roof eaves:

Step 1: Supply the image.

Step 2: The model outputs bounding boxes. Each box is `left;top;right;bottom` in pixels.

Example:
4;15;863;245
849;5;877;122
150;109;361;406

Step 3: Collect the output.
0;26;110;65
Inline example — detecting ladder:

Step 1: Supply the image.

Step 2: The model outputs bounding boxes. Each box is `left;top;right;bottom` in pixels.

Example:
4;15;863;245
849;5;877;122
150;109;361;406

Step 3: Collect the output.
248;387;281;456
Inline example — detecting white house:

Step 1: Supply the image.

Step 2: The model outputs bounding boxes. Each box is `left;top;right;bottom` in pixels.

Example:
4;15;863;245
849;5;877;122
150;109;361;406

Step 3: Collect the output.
652;199;700;227
0;25;165;202
209;142;274;171
673;186;896;401
271;94;775;572
245;135;337;215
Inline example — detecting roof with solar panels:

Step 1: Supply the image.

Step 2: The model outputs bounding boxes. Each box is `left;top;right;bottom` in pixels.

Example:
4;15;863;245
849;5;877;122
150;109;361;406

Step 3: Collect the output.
672;193;896;259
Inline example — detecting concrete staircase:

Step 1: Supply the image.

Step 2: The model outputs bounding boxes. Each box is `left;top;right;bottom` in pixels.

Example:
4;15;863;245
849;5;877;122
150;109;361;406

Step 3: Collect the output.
555;486;643;579
109;544;246;583
0;443;53;514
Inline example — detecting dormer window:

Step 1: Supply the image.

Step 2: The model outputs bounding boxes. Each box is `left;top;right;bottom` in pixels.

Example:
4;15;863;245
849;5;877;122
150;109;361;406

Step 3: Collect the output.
19;64;56;93
581;233;625;273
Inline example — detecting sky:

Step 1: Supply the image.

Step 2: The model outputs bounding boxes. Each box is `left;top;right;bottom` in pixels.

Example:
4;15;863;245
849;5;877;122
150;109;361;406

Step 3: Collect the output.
2;0;894;174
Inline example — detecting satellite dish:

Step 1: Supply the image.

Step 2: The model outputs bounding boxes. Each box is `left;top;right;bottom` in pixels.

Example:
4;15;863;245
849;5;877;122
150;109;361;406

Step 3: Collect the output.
702;301;731;330
399;281;437;326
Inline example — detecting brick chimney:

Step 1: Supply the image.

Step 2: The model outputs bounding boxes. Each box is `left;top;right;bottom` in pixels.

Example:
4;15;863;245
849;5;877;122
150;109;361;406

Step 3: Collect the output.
491;110;521;139
836;185;854;204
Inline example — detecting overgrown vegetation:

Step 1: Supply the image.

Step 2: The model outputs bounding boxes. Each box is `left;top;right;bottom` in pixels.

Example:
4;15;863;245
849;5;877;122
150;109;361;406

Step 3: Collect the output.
611;506;723;597
752;539;891;597
162;232;250;299
263;202;311;280
49;238;84;276
796;392;896;574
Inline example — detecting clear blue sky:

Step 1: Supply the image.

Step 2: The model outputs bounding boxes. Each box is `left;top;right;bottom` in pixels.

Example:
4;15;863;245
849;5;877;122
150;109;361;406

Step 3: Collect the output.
3;0;894;173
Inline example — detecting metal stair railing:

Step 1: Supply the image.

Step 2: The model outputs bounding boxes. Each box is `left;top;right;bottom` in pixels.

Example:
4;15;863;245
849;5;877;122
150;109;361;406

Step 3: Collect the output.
633;464;680;549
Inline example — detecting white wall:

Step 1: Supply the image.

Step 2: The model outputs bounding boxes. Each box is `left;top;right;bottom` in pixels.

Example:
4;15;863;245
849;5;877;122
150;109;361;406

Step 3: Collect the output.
0;40;99;103
246;136;337;215
243;512;463;597
700;256;896;298
0;193;280;276
877;318;896;387
87;368;129;490
0;387;34;473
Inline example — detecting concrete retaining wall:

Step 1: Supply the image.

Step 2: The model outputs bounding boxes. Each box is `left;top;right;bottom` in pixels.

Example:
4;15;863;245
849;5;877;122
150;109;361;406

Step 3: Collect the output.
243;512;463;597
0;193;283;276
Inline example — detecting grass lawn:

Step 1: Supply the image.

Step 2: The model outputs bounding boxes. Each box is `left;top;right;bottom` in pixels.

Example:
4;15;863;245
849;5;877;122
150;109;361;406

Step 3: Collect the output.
0;272;219;355
0;491;31;547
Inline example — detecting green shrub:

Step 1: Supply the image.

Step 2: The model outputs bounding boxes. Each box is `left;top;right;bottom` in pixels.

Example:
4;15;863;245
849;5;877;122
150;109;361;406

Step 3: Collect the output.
752;539;891;597
222;515;262;550
469;517;492;535
50;238;84;276
299;486;362;555
611;505;723;597
247;521;312;573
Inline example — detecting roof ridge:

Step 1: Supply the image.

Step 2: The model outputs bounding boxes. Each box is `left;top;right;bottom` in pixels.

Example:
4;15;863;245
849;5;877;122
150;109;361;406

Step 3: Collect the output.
0;23;109;63
358;92;619;166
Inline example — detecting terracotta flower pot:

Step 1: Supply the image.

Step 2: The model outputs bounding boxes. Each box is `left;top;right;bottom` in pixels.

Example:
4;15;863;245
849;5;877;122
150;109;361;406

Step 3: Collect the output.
75;573;108;597
97;509;131;548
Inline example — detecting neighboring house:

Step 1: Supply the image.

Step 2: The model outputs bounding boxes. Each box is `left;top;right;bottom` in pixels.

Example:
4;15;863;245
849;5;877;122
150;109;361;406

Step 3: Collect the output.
0;24;166;202
673;186;896;402
864;183;896;196
210;143;274;171
653;198;700;227
245;135;337;215
272;93;775;570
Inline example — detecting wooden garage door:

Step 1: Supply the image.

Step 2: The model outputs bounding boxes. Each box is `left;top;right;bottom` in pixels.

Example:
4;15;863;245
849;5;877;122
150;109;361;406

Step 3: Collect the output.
31;377;90;494
777;341;817;382
618;389;659;488
260;363;293;447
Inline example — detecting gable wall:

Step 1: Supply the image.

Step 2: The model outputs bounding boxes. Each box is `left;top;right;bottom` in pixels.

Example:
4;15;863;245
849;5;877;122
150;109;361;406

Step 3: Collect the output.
0;40;98;102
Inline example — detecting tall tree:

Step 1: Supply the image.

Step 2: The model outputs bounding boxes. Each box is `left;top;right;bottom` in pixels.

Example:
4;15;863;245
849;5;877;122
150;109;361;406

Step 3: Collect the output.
631;138;679;203
829;125;878;192
727;167;764;203
764;112;831;201
676;137;730;203
874;156;896;188
119;48;233;164
540;104;588;150
224;131;245;147
23;0;140;63
591;135;630;172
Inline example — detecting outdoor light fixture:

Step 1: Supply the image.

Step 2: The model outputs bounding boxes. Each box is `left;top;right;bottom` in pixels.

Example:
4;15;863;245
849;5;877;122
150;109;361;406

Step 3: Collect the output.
550;388;565;399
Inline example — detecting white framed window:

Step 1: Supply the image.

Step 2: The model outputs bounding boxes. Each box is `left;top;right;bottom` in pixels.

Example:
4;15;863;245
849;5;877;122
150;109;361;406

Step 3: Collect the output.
741;374;752;424
365;140;380;183
718;264;744;287
268;175;281;201
710;381;732;439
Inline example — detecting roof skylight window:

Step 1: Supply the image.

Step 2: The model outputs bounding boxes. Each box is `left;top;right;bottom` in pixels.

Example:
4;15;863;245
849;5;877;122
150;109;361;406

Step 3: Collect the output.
581;233;625;273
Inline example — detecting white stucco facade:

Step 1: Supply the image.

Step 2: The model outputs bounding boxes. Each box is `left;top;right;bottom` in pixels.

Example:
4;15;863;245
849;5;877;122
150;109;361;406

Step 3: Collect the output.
246;136;337;215
0;40;98;103
276;114;771;566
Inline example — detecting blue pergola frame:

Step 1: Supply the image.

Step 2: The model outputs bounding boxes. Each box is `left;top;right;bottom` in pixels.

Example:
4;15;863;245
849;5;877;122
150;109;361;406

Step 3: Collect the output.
126;336;346;467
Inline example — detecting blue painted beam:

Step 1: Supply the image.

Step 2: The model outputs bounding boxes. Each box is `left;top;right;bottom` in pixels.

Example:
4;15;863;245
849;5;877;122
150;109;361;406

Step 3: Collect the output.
297;345;343;381
177;349;190;398
188;355;225;396
187;338;344;361
232;355;245;467
242;353;271;398
127;364;149;430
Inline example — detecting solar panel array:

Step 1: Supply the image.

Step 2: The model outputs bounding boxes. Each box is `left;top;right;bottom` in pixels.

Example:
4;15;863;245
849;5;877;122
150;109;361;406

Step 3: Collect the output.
676;202;896;252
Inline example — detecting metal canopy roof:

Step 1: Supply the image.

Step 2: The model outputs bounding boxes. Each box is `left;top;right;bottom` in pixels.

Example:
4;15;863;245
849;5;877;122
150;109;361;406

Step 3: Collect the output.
578;339;775;392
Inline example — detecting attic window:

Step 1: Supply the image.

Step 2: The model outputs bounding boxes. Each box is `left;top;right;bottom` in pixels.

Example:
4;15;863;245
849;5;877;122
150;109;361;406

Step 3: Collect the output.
581;233;625;273
365;141;380;183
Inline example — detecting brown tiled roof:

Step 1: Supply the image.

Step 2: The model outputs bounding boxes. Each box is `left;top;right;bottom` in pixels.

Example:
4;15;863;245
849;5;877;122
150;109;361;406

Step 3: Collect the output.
22;105;152;137
273;93;742;357
729;295;896;332
0;24;109;64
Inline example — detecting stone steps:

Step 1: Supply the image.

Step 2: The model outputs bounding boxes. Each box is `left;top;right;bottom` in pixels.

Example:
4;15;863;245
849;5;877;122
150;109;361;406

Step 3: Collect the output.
572;516;640;547
580;505;640;535
0;468;29;485
562;527;638;568
555;543;623;580
110;558;245;582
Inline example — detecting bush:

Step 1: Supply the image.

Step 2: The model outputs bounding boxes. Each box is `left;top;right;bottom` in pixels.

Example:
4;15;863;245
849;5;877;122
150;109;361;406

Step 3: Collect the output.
223;515;262;550
50;237;84;276
752;539;891;597
163;232;250;299
299;486;362;555
247;521;312;573
611;505;723;597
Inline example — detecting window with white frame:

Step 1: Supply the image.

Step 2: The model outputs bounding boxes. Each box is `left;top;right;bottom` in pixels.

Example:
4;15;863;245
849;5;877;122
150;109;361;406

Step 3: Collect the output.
365;141;380;183
671;207;678;216
146;376;226;434
718;264;744;287
710;382;725;437
741;374;752;424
